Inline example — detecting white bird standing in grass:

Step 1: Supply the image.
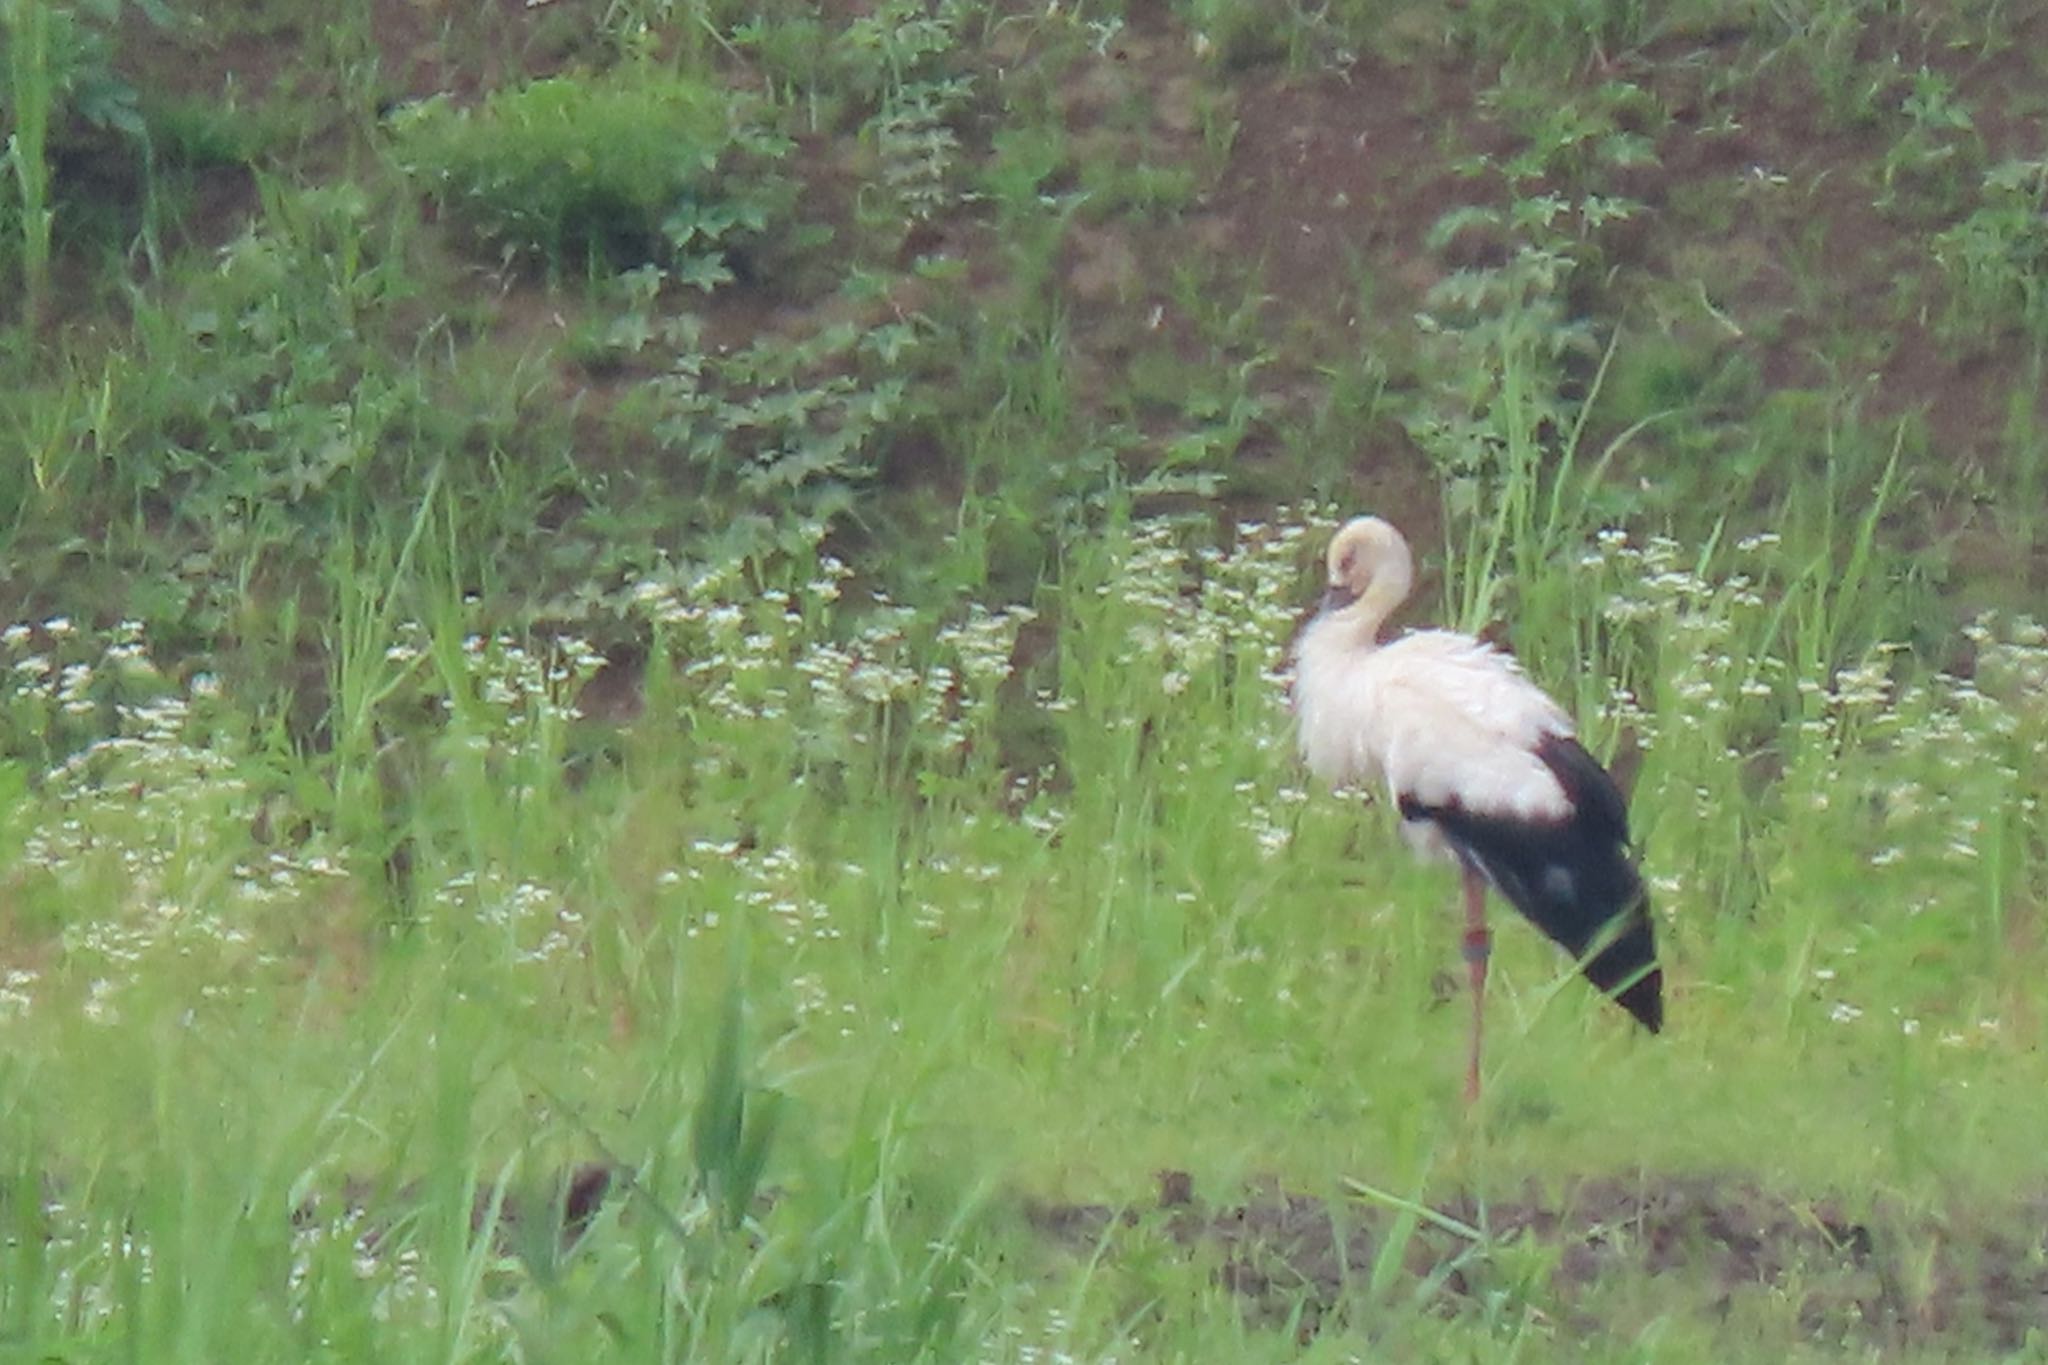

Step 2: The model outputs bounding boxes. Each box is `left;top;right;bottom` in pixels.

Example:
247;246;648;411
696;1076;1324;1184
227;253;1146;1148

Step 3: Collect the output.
1293;516;1662;1103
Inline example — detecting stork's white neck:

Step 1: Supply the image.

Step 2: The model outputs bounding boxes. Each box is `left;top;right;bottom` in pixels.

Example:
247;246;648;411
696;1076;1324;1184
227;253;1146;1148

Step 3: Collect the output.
1334;574;1408;645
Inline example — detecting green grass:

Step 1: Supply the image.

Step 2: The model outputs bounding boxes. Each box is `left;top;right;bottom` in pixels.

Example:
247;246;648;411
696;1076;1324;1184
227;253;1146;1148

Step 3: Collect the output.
4;0;2048;1357
0;507;2043;1358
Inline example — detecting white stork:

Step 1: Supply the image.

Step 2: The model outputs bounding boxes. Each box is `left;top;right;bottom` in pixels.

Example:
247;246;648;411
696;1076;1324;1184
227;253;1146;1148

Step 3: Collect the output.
1292;516;1661;1103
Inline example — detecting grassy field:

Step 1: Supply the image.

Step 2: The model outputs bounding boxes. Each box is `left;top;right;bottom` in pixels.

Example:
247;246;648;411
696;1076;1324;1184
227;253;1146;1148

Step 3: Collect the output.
3;0;2048;1358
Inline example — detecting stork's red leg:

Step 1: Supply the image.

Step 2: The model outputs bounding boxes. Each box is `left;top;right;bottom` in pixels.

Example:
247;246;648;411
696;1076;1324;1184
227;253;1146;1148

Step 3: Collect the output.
1461;863;1491;1105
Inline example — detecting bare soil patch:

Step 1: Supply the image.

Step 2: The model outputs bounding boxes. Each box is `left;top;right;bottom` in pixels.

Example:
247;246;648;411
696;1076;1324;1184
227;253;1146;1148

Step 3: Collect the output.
1030;1169;2048;1351
1204;55;1480;331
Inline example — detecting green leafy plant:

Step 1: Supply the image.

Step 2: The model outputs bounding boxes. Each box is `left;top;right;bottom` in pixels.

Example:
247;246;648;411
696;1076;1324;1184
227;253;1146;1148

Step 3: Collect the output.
116;181;420;518
1877;65;1981;218
1490;80;1660;191
645;310;925;527
850;0;973;240
865;78;967;229
1932;158;2048;353
1408;236;1600;632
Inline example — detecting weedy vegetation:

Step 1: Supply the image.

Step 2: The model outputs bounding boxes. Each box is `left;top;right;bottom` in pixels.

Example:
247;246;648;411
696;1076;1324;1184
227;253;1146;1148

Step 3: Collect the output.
2;0;2048;1359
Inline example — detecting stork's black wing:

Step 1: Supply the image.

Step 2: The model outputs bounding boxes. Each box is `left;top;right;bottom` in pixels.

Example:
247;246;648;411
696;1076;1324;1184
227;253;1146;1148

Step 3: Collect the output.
1398;733;1663;1032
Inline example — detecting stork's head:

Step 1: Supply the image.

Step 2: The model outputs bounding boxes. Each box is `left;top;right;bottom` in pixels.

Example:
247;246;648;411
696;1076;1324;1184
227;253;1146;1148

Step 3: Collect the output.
1322;516;1414;619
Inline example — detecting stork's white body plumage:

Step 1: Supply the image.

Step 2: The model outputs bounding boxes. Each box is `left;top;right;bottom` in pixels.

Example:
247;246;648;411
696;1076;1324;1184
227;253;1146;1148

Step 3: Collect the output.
1295;627;1574;824
1292;516;1661;1103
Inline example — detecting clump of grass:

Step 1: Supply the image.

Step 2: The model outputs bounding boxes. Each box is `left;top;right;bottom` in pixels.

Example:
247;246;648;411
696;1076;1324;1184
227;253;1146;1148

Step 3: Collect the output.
2;0;155;327
388;67;793;279
3;0;59;329
1931;158;2048;355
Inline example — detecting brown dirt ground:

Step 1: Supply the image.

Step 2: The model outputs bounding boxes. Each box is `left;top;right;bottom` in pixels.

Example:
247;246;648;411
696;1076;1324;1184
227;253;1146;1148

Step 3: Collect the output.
1029;1168;2048;1351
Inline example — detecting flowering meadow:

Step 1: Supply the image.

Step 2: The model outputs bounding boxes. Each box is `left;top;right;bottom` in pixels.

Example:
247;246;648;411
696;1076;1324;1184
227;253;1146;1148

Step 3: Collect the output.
0;506;2042;1359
